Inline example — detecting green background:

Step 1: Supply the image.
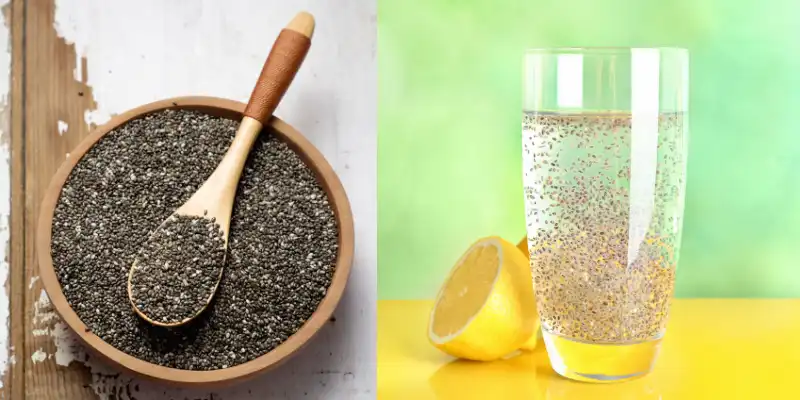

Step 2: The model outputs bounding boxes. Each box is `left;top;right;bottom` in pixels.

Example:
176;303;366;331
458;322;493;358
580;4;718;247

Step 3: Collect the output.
378;0;800;299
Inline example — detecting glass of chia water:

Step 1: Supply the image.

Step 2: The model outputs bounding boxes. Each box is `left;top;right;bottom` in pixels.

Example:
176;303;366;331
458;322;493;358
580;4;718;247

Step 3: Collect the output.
521;47;688;382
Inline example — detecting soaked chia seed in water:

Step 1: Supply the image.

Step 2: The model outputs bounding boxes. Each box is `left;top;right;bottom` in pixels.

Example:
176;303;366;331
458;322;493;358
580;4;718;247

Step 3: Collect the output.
51;109;338;370
129;215;226;325
522;111;686;343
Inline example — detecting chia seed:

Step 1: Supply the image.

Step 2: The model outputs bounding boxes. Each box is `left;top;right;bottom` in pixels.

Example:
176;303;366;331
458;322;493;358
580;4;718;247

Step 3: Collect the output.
522;112;686;343
51;109;339;370
129;215;226;325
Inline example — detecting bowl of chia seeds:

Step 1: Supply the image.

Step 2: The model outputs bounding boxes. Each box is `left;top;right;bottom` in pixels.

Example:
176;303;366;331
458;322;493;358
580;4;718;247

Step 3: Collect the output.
35;96;354;386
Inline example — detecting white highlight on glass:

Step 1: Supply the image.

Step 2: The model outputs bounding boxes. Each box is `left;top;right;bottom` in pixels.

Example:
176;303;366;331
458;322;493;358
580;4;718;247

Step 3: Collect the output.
628;48;660;267
556;54;583;108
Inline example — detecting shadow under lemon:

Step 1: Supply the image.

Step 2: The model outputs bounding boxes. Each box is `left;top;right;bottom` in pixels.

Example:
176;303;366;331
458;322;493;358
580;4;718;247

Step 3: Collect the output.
428;350;545;399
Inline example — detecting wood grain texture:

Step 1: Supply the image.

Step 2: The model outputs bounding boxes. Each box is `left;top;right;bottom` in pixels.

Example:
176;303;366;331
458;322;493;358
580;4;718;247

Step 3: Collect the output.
6;1;23;398
24;0;97;398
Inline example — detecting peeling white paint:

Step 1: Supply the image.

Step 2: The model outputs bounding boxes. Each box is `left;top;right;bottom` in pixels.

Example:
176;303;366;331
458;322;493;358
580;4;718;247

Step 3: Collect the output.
29;275;39;289
0;0;12;388
49;0;377;398
31;349;47;363
31;290;59;370
51;321;83;367
84;109;106;128
33;289;56;326
37;289;50;307
58;120;69;135
32;328;50;337
73;52;82;82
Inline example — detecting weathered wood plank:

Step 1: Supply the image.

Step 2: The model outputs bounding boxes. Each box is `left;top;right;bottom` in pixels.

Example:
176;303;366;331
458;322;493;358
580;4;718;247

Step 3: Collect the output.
1;0;20;398
24;0;97;398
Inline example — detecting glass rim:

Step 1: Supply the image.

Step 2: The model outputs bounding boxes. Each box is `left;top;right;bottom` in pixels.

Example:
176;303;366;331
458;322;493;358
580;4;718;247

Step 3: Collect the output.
524;46;688;55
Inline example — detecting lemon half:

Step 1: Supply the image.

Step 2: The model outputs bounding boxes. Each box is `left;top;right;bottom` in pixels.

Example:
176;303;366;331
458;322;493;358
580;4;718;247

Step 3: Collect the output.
428;237;538;361
516;237;541;351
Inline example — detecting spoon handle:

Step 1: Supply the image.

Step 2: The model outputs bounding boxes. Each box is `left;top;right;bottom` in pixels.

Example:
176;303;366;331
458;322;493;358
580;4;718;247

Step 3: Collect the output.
244;12;315;125
172;12;315;234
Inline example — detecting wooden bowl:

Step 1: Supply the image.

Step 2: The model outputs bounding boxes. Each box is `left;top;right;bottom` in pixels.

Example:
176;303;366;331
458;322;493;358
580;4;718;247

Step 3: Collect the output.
35;96;355;387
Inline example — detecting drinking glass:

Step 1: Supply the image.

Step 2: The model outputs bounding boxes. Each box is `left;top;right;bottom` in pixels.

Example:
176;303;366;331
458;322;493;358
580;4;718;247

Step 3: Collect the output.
521;47;688;382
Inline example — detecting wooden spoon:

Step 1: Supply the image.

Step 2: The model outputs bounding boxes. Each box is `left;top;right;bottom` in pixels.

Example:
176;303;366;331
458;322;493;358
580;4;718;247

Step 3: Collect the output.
127;11;315;327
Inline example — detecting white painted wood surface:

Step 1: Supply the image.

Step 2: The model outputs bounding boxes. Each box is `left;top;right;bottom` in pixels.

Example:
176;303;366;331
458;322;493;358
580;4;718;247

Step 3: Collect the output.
26;0;377;398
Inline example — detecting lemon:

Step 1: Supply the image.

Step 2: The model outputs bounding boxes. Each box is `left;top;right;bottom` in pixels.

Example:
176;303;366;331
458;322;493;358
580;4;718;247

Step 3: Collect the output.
516;236;530;258
519;328;541;351
428;237;538;361
516;237;541;351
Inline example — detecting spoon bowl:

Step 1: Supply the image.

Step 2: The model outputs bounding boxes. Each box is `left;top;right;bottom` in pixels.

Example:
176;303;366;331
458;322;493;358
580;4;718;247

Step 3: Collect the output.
128;12;315;326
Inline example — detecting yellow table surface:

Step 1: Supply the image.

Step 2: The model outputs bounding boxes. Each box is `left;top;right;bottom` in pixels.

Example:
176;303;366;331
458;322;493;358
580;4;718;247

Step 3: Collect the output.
378;299;800;399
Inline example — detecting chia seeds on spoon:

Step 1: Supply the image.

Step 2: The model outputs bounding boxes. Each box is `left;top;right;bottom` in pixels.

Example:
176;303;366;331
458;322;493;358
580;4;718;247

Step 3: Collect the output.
51;109;338;370
129;214;226;325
